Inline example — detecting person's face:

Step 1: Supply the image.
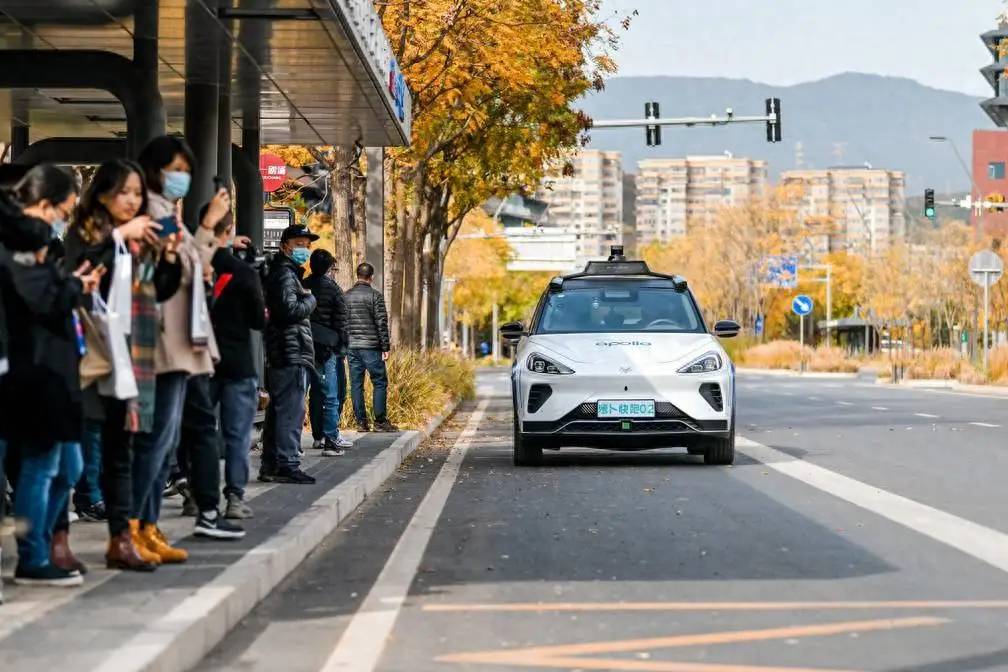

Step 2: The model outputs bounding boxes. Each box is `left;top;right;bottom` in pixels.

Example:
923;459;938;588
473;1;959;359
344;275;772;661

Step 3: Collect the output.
283;236;311;254
166;153;191;174
29;192;76;226
102;171;144;224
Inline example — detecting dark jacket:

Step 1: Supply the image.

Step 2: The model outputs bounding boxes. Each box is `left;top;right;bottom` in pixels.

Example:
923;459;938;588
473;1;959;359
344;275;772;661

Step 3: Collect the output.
345;281;390;352
0;220;85;444
264;252;316;368
302;272;349;362
210;249;266;380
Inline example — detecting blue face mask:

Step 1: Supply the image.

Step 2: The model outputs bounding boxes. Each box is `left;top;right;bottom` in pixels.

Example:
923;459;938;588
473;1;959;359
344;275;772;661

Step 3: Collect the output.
290;246;310;266
162;170;192;200
51;218;67;239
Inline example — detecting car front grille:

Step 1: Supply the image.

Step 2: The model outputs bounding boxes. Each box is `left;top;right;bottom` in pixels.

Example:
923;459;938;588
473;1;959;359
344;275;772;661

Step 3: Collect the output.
699;383;723;411
575;401;686;419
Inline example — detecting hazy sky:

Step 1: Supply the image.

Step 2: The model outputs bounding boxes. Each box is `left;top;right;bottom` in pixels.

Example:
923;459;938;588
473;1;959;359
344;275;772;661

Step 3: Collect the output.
600;0;1004;96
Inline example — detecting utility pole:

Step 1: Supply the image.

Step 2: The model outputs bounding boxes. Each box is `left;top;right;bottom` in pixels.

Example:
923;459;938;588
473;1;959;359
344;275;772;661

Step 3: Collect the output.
591;98;782;145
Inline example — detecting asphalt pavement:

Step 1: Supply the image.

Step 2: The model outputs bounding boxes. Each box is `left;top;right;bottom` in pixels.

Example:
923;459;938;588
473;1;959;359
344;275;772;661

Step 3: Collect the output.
197;369;1008;672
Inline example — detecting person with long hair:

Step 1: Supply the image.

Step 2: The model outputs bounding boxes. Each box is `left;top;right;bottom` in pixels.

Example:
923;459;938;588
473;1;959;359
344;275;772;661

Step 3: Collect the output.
67;158;177;571
0;164;102;586
132;135;242;548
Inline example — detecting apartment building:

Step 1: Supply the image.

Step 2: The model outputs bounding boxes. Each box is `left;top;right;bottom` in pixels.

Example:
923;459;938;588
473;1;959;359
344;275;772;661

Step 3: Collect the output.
634;155;767;245
535;149;624;262
780;167;906;254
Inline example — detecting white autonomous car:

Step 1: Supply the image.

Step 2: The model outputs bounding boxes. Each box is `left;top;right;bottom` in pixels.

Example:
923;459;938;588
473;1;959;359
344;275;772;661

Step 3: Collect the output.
500;247;740;466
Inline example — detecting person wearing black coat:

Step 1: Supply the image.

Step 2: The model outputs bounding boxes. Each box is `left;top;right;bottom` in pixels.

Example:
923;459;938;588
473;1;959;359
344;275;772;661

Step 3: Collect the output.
260;224;318;484
303;249;352;455
345;261;397;433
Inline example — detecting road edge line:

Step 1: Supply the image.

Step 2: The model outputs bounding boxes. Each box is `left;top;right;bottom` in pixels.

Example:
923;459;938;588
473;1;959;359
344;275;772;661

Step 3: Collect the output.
91;396;462;672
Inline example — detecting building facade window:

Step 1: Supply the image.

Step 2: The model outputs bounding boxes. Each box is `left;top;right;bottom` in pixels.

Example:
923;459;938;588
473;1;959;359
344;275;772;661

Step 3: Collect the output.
990;161;1006;180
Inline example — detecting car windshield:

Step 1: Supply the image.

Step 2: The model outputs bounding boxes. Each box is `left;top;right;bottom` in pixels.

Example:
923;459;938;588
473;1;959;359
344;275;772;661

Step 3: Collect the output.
535;281;705;334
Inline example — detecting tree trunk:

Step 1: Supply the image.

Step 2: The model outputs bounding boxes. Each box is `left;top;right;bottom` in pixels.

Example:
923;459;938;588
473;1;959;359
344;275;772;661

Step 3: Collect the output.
388;170;407;345
331;146;355;290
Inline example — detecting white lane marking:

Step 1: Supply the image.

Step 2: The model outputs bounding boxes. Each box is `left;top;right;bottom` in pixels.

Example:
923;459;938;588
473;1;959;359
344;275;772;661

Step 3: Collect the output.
970;422;1001;428
737;437;1008;574
320;399;490;672
808;396;822;401
872;406;889;411
915;413;940;419
836;401;853;406
779;391;795;396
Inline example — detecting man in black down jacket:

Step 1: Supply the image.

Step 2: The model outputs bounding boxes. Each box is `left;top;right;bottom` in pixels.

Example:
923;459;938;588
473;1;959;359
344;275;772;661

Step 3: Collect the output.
303;249;352;455
345;261;397;432
261;224;317;484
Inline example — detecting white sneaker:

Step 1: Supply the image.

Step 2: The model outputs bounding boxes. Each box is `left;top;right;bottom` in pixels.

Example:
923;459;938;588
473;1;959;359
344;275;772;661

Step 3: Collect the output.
334;436;353;449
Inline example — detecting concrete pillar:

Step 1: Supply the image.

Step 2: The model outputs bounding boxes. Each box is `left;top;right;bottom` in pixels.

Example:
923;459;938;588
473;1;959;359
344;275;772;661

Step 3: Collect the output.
217;16;233;186
183;0;220;230
10;123;28;162
365;147;385;291
129;1;164;156
234;127;263;247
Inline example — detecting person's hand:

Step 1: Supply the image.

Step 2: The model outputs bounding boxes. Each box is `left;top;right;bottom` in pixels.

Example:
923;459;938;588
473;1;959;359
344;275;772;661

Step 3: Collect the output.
233;234;251;251
74;262;107;294
381;351;389;361
162;231;181;263
119;215;160;244
202;188;231;229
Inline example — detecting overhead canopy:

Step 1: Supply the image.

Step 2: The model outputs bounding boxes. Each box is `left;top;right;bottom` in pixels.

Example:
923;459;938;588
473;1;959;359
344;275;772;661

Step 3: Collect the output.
0;0;411;148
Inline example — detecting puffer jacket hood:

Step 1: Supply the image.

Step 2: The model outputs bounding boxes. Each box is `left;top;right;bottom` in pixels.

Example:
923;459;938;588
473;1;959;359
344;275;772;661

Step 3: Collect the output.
264;252;316;368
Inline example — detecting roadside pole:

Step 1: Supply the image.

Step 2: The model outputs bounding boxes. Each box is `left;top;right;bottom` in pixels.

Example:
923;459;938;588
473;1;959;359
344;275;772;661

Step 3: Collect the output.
968;250;1004;379
984;271;990;376
826;266;832;346
492;303;499;363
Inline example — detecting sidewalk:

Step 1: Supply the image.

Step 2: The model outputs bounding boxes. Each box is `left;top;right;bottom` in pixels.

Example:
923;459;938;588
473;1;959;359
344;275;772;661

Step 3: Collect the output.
0;400;456;672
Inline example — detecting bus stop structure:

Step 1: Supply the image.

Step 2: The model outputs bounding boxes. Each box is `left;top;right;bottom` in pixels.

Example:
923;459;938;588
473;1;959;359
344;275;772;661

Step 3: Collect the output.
0;0;410;259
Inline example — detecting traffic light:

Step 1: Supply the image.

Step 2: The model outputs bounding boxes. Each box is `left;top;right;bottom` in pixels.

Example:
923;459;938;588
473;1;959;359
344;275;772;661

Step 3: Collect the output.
645;101;661;147
765;98;782;143
924;188;936;221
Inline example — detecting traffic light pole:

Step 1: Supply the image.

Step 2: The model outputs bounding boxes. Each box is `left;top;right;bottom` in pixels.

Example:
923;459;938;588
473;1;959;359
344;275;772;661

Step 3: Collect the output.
591;99;782;146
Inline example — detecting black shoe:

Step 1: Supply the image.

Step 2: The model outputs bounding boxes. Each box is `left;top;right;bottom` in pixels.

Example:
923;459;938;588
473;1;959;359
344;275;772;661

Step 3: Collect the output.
194;510;246;539
374;420;400;432
163;476;186;498
258;469;276;483
272;467;316;484
75;500;107;522
14;563;83;587
355;422;372;433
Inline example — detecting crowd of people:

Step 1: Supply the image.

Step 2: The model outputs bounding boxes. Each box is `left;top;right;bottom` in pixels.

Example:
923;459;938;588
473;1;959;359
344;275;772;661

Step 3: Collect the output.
0;135;395;598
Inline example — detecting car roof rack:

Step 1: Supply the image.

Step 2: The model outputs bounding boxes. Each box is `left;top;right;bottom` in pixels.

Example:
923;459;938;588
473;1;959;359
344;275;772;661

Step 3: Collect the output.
555;246;688;291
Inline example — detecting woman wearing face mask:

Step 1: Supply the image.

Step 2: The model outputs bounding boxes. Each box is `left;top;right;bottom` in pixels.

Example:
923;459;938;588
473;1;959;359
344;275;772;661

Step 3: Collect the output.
130;136;224;561
68;158;178;572
0;164;103;586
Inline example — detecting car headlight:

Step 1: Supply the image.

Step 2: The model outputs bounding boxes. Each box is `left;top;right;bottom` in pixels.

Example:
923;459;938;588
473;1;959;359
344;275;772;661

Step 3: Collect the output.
677;351;723;374
526;353;575;375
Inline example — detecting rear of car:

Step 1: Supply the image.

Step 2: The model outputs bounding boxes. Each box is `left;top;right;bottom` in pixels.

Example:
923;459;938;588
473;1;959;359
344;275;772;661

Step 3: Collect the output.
502;254;737;466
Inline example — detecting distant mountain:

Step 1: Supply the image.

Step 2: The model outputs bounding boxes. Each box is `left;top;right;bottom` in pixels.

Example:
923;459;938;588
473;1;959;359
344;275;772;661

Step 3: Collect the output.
580;73;994;194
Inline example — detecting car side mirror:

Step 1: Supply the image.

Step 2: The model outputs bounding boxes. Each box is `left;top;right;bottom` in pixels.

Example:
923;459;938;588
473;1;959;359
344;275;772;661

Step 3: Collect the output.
500;321;526;343
713;320;741;338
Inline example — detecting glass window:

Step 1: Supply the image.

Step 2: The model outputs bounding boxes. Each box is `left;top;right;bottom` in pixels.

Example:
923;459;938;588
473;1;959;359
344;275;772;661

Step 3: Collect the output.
990;162;1006;180
535;282;705;334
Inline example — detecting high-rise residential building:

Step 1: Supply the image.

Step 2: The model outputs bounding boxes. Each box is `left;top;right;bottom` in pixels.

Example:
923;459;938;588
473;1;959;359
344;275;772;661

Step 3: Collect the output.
535;149;623;262
780;167;906;254
634;155;767;245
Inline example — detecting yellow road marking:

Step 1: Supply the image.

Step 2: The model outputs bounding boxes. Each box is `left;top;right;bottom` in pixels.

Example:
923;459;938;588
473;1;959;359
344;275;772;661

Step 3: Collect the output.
437;617;947;672
423;599;1008;613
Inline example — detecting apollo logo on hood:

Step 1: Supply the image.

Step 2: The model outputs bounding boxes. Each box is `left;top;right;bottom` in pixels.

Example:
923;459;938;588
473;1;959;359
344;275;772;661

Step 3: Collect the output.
595;340;652;347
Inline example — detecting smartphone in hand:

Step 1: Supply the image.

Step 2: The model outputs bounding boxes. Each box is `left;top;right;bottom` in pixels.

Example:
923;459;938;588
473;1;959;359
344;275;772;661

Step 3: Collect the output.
157;214;179;238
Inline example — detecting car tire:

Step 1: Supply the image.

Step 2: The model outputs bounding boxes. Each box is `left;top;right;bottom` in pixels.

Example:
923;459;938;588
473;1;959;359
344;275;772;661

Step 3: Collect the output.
512;408;543;467
703;409;735;465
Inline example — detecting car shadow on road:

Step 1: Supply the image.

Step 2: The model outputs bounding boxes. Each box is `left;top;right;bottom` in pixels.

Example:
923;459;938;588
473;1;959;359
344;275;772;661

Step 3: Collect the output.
535;449;761;467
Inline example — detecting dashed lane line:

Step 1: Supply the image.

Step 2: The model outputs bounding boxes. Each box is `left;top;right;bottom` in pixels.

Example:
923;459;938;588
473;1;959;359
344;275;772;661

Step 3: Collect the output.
737;436;1008;575
835;401;853;406
872;406;889;411
319;399;490;672
970;422;1001;428
915;413;940;419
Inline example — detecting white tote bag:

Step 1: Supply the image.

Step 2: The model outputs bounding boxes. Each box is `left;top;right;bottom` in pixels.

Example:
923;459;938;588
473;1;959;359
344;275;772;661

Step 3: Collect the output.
189;258;211;347
93;293;139;400
108;230;133;336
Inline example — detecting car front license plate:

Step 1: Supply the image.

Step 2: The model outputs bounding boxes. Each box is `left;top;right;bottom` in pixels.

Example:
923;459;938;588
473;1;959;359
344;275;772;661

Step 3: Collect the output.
597;400;655;418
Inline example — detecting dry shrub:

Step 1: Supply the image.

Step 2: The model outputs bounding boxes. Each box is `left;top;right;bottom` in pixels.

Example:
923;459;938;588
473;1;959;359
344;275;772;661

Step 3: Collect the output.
339;349;475;429
737;340;802;370
905;348;969;380
807;345;859;373
987;345;1008;384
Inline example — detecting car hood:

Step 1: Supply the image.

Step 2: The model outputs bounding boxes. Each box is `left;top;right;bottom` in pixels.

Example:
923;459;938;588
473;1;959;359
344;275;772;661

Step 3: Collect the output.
527;332;718;366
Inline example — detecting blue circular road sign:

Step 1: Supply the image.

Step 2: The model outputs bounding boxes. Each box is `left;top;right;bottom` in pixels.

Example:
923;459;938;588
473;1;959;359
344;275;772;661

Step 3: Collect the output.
792;294;814;316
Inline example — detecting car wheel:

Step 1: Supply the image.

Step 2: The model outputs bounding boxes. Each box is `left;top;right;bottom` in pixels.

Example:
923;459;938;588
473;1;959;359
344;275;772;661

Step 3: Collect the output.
704;410;735;465
512;407;542;467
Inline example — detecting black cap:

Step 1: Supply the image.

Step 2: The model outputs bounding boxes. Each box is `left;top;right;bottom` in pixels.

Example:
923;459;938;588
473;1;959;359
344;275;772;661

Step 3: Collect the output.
280;223;320;243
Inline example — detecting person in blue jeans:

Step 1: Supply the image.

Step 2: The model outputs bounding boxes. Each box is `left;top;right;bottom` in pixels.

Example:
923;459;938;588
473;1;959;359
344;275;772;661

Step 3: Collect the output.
205;208;266;518
304;249;352;455
345;262;398;433
73;414;105;521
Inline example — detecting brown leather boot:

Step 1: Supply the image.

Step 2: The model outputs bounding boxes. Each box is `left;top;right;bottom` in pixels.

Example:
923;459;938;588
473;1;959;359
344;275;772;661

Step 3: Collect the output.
51;529;87;575
129;519;161;566
105;530;157;572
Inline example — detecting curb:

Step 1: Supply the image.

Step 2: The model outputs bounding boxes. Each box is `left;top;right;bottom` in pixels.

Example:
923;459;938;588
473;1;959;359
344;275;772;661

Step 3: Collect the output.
735;367;858;379
877;379;1008;398
94;397;462;672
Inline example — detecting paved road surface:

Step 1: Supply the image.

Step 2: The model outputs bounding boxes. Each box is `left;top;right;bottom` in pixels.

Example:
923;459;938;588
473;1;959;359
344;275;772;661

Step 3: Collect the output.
197;369;1008;672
